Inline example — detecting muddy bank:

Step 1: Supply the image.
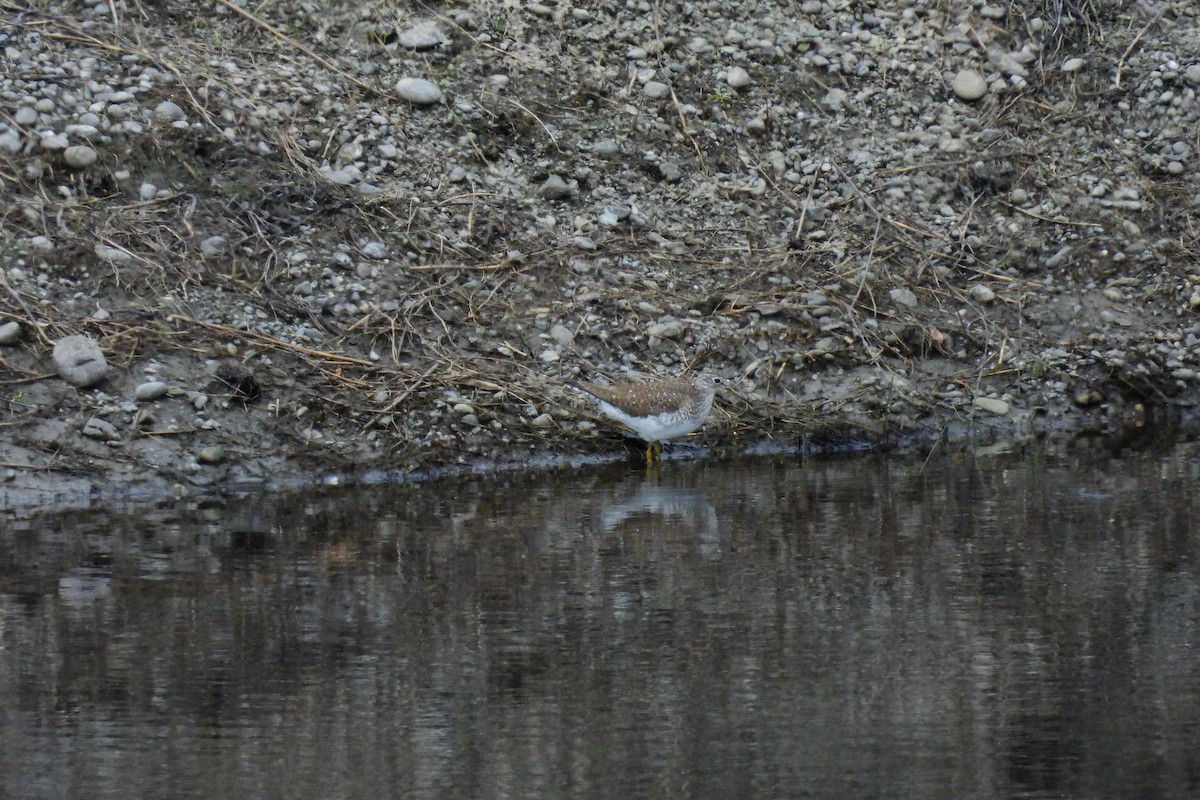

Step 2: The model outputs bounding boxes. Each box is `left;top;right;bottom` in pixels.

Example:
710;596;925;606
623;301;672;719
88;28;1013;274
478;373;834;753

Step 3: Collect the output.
2;1;1200;514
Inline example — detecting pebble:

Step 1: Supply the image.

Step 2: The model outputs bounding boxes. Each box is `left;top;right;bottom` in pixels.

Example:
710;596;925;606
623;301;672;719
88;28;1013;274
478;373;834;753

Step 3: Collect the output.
14;106;38;125
197;445;226;465
822;88;847;111
540;174;575;199
549;324;575;347
643;81;670;99
952;70;987;101
531;413;554;428
63;145;98;167
135;381;169;401
95;244;132;263
396;77;443;105
0;321;20;345
154;100;185;122
65;123;100;140
397;22;445;50
200;235;227;257
53;334;110;388
970;285;996;303
1186;64;1200;85
973;396;1011;415
648;320;684;339
82;417;120;440
1061;58;1085;72
0;130;21;154
889;288;919;308
361;241;389;259
726;66;752;88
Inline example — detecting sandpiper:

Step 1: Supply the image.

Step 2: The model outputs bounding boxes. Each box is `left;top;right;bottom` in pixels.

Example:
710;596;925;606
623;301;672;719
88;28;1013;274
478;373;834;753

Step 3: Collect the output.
570;373;725;460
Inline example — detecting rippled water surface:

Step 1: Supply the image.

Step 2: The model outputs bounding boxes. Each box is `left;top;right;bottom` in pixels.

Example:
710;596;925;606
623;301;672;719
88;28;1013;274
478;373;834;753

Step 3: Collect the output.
3;440;1200;799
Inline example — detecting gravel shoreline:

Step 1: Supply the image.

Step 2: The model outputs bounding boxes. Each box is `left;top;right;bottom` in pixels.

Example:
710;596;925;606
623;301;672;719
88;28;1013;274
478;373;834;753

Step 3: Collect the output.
2;1;1200;514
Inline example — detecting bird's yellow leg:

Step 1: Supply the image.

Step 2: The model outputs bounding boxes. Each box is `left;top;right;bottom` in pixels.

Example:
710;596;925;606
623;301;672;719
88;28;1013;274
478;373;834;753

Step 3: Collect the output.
645;442;662;462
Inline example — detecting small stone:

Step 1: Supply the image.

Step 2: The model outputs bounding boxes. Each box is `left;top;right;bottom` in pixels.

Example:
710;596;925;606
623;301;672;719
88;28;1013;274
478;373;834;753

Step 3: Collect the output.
953;70;987;101
1074;389;1103;407
889;288;919;308
199;235;227;257
53;334;110;388
396;77;443;105
991;52;1029;78
643;81;670;99
154;100;186;122
40;133;68;151
95;244;132;263
822;88;848;111
66;124;100;140
970;285;996;303
648;320;684;339
973;396;1010;415
197;445;226;465
531;413;554;428
15;106;38;125
0;321;20;345
549;324;575;347
63;145;98;168
82;417;120;440
0;130;21;155
397;22;445;50
1186;64;1200;85
656;161;682;182
135;381;169;401
362;241;389;259
139;182;158;201
1008;188;1030;204
1061;57;1085;72
540;174;576;199
726;66;753;88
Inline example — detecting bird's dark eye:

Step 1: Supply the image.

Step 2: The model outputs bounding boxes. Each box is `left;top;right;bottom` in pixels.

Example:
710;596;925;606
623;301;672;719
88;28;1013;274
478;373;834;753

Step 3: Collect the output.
713;377;724;385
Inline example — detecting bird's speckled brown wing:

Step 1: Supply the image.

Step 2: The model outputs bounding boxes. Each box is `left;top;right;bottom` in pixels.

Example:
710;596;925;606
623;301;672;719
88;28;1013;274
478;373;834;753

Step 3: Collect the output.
574;378;695;417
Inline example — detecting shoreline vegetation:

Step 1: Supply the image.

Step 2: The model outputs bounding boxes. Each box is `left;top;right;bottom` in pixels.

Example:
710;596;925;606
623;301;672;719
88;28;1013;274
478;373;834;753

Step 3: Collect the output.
3;1;1199;514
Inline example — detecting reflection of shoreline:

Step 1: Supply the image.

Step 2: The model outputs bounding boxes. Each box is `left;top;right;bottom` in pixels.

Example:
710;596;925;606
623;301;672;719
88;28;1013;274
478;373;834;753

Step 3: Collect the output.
598;483;724;557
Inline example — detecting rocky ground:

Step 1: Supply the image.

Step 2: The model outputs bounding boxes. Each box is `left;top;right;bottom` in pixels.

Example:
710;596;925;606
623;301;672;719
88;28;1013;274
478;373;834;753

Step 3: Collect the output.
2;0;1200;513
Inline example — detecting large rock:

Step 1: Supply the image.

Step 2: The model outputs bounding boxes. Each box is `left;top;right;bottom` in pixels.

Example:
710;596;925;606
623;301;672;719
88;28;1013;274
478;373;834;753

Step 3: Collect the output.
53;334;110;387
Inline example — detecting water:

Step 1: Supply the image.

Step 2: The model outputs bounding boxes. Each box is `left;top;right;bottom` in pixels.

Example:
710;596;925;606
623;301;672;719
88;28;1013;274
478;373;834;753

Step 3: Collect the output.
3;439;1200;799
